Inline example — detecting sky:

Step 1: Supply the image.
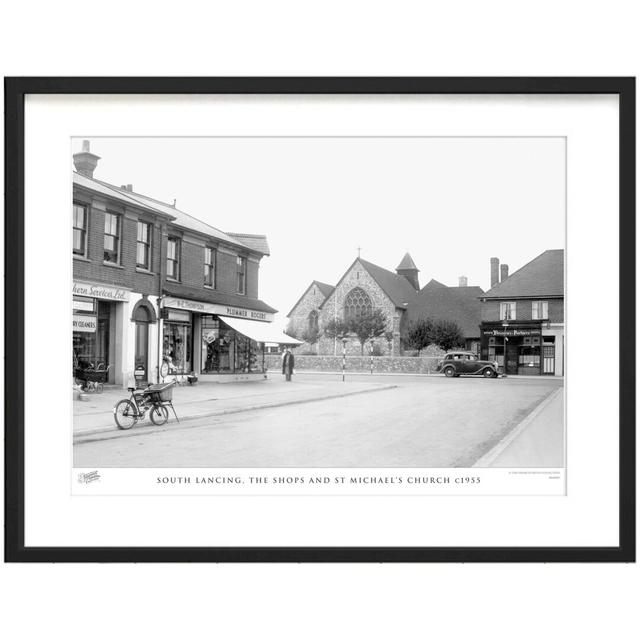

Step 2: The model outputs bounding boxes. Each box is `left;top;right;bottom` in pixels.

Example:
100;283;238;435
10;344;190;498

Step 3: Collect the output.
72;137;565;328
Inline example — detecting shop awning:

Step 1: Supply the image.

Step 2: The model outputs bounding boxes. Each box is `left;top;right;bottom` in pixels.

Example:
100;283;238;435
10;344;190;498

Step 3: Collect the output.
220;316;303;345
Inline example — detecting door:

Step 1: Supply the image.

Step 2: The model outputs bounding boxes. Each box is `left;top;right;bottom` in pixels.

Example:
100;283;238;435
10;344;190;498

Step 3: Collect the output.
543;344;555;374
135;322;149;385
506;343;519;375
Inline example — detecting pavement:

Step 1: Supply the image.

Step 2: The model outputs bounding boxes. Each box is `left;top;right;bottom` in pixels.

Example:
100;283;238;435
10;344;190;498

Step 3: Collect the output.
74;373;564;468
73;374;397;438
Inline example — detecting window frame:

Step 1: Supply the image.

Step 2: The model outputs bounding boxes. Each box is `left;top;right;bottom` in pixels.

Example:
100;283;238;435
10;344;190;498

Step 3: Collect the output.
204;246;217;288
103;211;121;264
73;202;88;257
532;300;549;320
136;220;153;271
236;255;247;295
166;236;181;281
499;301;516;321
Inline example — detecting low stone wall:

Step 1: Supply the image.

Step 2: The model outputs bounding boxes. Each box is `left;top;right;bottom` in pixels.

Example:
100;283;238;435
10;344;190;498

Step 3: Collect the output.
265;354;443;374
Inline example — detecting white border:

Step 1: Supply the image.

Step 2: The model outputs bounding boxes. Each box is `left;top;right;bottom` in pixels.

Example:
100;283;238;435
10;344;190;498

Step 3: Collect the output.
24;94;619;547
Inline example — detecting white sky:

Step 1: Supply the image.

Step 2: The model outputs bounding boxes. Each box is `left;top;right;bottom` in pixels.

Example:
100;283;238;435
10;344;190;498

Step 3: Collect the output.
73;137;565;327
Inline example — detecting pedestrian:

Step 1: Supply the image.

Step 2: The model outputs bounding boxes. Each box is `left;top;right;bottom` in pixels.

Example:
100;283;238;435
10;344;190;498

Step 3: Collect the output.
282;347;295;382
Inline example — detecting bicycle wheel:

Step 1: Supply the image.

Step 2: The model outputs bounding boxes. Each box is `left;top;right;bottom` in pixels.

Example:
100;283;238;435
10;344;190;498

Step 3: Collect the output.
114;399;138;430
150;404;169;426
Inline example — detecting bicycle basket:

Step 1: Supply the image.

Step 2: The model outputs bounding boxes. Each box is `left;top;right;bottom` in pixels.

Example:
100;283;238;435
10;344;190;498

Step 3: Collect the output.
144;382;174;402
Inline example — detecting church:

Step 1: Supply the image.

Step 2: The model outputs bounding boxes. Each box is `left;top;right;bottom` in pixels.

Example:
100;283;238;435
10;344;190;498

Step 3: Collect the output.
286;253;484;355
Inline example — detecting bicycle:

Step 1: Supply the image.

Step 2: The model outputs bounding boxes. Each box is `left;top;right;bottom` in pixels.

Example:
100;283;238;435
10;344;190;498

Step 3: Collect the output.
113;381;178;430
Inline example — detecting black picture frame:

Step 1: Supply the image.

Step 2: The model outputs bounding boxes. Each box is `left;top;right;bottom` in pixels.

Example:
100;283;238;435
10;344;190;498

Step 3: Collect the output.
4;77;635;563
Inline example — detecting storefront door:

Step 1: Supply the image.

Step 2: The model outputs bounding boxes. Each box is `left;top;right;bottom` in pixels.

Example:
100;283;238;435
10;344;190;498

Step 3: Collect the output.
135;322;149;384
505;343;519;375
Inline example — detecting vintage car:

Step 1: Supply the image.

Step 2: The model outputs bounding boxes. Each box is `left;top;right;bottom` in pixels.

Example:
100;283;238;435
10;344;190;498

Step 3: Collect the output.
436;351;500;378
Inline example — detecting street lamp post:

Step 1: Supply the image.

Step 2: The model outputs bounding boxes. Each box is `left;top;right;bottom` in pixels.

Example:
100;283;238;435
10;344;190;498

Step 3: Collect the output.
338;334;347;382
502;321;509;376
370;337;375;375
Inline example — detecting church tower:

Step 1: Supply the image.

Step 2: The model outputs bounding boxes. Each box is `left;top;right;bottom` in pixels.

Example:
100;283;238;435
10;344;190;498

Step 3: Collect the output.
396;253;420;290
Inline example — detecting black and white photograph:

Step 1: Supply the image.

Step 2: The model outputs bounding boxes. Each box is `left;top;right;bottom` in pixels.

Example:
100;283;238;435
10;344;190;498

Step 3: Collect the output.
71;136;565;479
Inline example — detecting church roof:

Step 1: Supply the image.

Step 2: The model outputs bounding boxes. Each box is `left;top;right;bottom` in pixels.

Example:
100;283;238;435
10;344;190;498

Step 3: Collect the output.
421;278;448;290
396;252;419;271
314;281;336;299
358;259;420;308
286;280;335;317
483;250;564;299
406;284;485;339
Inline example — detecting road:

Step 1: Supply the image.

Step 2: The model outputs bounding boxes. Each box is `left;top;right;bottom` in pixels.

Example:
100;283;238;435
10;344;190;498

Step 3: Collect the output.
74;374;563;468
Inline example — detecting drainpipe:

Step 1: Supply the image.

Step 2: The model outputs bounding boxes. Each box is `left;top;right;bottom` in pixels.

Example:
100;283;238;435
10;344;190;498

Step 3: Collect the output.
157;221;167;383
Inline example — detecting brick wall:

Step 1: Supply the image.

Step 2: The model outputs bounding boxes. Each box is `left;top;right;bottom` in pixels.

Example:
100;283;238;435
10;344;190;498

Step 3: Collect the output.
73;195;161;296
265;354;445;374
74;186;265;303
480;298;564;323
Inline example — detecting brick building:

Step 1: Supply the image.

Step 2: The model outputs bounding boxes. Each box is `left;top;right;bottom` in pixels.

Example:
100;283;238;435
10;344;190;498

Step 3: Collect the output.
72;141;296;388
479;250;564;376
287;253;483;355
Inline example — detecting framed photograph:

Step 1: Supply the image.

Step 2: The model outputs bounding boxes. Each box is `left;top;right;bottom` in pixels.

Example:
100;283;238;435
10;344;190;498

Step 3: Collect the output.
5;77;635;562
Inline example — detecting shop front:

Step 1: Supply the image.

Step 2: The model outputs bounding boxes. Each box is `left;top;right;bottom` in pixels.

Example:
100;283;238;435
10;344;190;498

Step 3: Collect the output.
480;321;551;376
161;296;299;382
72;280;131;385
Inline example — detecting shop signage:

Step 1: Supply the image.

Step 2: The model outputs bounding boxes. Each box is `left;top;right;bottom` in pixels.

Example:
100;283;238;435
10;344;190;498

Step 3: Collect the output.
73;280;130;302
167;309;191;323
73;314;97;333
73;296;95;312
163;296;274;322
482;328;542;337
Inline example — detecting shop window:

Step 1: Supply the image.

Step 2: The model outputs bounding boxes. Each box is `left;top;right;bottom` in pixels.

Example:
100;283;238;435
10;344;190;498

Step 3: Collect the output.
136;221;152;270
163;320;191;373
532;300;548;320
103;212;121;264
73;203;87;257
237;256;247;294
499;301;516;320
204;247;216;287
167;237;181;280
344;287;372;321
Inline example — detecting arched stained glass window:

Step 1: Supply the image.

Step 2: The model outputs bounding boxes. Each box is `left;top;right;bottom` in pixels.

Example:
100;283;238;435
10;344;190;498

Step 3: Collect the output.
308;310;319;331
344;287;372;321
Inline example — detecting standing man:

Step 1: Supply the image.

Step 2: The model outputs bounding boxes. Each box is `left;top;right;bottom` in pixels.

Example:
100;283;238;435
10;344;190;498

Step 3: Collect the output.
282;347;295;382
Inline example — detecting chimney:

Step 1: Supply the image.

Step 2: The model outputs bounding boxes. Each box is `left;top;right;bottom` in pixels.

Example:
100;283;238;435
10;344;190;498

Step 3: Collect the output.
490;257;499;288
73;140;100;178
396;253;420;290
458;276;468;287
500;264;509;282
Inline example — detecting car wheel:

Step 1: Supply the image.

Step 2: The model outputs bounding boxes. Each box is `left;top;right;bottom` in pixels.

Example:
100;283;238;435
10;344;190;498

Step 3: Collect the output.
483;368;496;378
444;366;455;378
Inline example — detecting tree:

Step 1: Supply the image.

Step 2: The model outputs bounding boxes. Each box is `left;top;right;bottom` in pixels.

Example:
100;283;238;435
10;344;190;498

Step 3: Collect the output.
350;308;388;355
284;320;300;340
323;318;351;340
432;319;464;351
402;318;435;355
384;330;394;354
301;324;321;352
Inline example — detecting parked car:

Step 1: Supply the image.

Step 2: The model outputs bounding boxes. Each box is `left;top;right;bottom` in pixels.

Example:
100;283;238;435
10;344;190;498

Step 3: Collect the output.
436;351;500;378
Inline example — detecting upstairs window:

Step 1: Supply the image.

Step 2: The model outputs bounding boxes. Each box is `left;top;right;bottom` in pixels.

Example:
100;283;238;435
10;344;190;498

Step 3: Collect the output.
73;203;87;256
237;256;247;294
103;212;120;264
136;221;152;270
499;301;516;321
167;237;180;280
344;287;372;321
204;247;216;287
308;310;319;332
532;300;549;320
